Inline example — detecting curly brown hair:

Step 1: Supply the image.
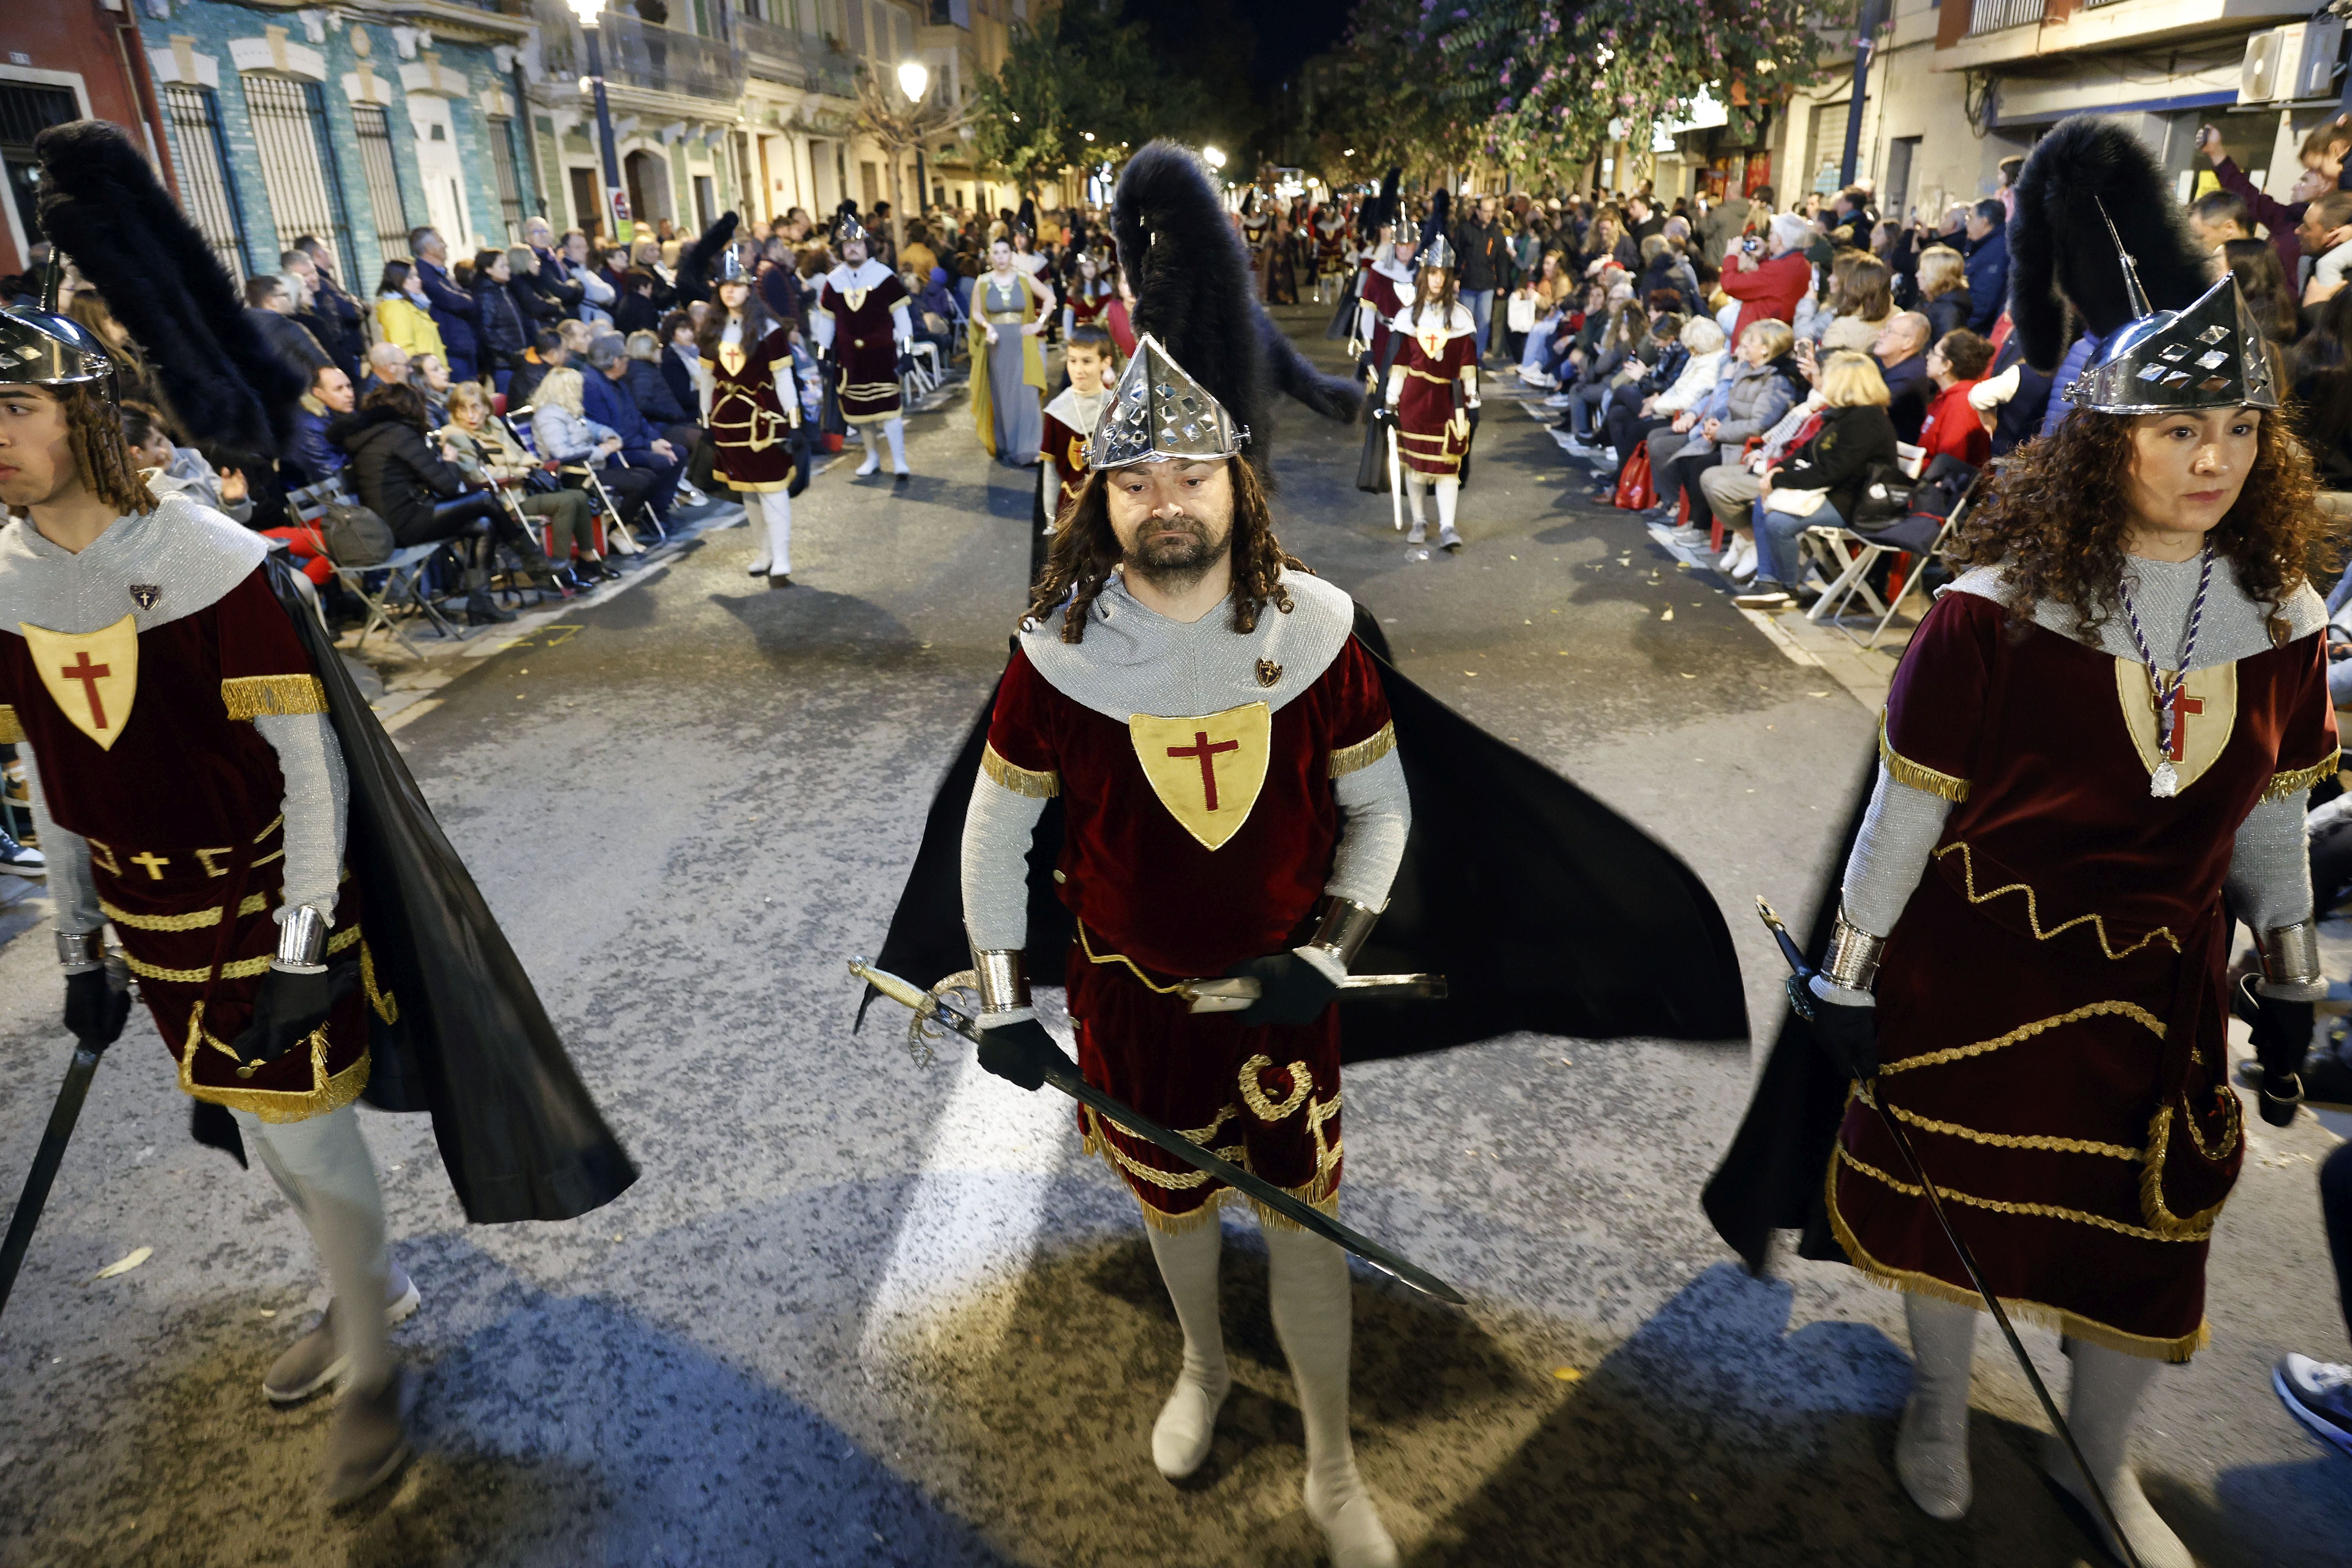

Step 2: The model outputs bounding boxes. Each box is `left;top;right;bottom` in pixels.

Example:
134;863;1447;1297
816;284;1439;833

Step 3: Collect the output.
1023;456;1305;641
1951;407;2328;638
64;383;156;516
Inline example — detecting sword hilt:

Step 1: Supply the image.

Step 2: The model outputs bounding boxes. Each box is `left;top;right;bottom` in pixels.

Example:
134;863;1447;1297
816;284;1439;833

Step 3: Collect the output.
849;957;935;1018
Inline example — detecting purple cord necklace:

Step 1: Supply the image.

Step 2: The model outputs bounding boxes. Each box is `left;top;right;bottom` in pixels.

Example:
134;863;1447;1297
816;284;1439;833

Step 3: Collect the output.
2116;543;2214;799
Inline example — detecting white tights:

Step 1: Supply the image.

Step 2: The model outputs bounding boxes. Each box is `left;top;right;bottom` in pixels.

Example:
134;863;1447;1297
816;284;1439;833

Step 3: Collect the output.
1403;471;1460;537
746;489;791;577
230;1104;393;1389
856;417;909;474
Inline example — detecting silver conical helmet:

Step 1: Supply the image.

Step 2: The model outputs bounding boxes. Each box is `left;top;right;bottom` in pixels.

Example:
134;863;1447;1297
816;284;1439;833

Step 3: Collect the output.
714;243;747;283
836;212;870;249
2068;269;2280;414
1082;332;1248;470
1419;231;1455;272
0;256;113;390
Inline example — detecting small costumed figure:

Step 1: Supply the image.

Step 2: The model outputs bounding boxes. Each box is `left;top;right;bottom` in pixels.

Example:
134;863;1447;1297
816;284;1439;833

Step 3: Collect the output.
1706;116;2334;1568
1351;211;1420;498
969;234;1056;467
873;142;1744;1568
1060;250;1113;342
812;213;915;479
1031;323;1118;585
1377;222;1477;551
694;225;808;588
4;121;633;1505
1323;172;1394;347
1313;204;1349;305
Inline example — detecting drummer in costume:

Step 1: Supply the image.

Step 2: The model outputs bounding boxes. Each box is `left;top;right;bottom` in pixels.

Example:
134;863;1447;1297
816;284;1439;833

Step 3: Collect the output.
812;213;915;480
1706;117;2332;1568
1377;222;1478;552
969;235;1055;467
873;140;1748;1568
3;121;632;1506
695;231;806;588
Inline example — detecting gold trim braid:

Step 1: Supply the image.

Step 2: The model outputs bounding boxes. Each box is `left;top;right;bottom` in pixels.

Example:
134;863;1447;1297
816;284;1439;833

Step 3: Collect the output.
221;674;329;721
1328;720;1397;779
1886;1100;2141;1160
980;742;1059;799
1933;842;2181;960
176;1000;371;1122
1878;718;1969;801
2263;748;2343;804
1879;998;2165;1076
1075;920;1193;997
103;891;271;931
0;704;20;744
1837;1144;2207;1243
129;922;359;985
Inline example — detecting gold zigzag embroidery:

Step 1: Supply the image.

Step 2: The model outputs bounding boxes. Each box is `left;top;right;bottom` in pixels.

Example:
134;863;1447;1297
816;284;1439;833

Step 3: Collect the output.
1934;841;2181;960
1879;999;2167;1076
1882;1098;2143;1160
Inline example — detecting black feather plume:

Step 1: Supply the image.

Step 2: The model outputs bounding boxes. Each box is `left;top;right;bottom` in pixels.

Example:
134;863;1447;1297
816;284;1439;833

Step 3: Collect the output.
674;211;739;304
2007;115;2214;372
1428;189;1452;248
36;120;303;458
1111;141;1360;478
1359;167;1401;239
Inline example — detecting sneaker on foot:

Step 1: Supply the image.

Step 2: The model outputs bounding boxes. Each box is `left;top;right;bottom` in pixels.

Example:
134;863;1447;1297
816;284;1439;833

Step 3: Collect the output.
1735;582;1794;609
322;1368;413;1506
265;1265;418;1405
1405;522;1428;545
2300;1043;2352;1111
1666;524;1713;550
1543;393;1574;408
1438;526;1463;552
0;828;44;879
2277;1354;2352;1457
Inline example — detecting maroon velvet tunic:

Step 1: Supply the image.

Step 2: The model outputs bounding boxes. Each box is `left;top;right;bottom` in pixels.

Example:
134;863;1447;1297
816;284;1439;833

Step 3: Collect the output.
1392;311;1476;477
985;636;1394;1228
702;326;797;492
1359;265;1404;364
0;568;384;1120
1831;588;2337;1358
818;270;910;424
1040;411;1090;523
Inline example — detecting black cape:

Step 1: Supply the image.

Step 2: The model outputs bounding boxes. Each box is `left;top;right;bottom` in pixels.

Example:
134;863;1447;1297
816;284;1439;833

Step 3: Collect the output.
193;561;640;1224
869;608;1746;1061
1323;266;1362;340
1698;755;1877;1271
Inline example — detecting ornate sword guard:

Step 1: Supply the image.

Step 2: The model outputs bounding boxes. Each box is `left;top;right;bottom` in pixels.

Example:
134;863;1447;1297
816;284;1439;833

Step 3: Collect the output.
906;968;979;1069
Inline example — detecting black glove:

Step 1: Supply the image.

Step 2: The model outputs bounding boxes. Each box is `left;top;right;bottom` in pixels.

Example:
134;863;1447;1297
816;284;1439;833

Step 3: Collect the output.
896;351;918;378
1223;951;1340;1028
63;967;132;1052
230;960;360;1068
1466;403;1482;431
788;427;813;498
1791;973;1878;1084
2240;975;2314;1127
1371;404;1398;428
976;1016;1070;1093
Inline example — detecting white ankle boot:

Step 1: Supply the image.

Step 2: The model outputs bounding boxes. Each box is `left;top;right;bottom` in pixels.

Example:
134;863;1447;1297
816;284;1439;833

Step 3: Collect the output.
1143;1220;1231;1481
1897;1295;1977;1520
2046;1341;2193;1568
1151;1365;1231;1480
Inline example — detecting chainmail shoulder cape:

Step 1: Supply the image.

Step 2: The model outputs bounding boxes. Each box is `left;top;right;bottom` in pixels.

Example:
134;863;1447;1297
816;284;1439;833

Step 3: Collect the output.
1944;558;2326;666
0;497;263;633
867;602;1747;1063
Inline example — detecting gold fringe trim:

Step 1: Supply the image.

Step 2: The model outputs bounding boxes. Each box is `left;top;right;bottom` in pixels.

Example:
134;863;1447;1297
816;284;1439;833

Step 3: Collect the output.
1824;1157;2210;1362
1880;999;2165;1076
1932;842;2181;960
221;674;328;721
0;704;20;744
1878;719;1969;802
1327;721;1397;779
102;891;271;932
980;742;1059;799
2263;748;2343;804
1837;1144;2207;1243
129;922;359;985
1083;1098;1344;1234
2139;1102;2239;1240
177;1000;372;1123
1885;1100;2141;1160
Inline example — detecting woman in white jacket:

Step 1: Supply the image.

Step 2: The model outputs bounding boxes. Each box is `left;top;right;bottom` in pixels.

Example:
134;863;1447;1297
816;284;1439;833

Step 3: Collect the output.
1639;316;1728;485
528;366;648;556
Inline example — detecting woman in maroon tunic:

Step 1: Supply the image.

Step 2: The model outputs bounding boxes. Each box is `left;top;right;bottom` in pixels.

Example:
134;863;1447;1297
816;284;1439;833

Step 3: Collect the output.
696;253;801;587
1799;117;2334;1568
1376;232;1478;551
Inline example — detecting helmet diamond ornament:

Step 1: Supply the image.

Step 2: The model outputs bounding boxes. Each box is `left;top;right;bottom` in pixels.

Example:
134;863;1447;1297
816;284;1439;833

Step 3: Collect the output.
0;256;114;391
1083;332;1248;470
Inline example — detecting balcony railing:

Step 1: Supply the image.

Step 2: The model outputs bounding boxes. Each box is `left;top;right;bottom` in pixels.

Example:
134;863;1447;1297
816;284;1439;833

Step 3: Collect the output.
730;13;857;98
535;2;746;102
1967;0;2046;34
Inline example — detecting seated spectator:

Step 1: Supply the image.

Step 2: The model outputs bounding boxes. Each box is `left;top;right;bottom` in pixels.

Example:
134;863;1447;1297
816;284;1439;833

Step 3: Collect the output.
122;399;251;523
2305;190;2352;308
1657;318;1802;541
471;248;530;392
331;380;556;622
1914;245;1971;345
2294;289;2352;513
1699;357;1828;582
1733;349;1899;608
410;352;454;427
1872;311;1933;444
373;260;445;364
1817;252;1895;352
557;318;595;361
2226;237;2298;347
531;365;661;542
913;266;961;364
359;340;410;401
580;335;684;529
1967;334;2056;458
290;363;354;486
1916;328;1994;470
658;310;705;419
506;330;568;411
621;328;701;455
615;268;664;336
439;380;613;588
1629;315;1730;486
1637;233;1699;315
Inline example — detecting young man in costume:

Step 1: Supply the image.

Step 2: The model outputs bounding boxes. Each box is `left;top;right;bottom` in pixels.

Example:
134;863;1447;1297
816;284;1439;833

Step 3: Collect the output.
1706;116;2334;1568
1377;226;1479;552
873;141;1748;1568
5;119;634;1506
1031;324;1116;584
812;214;915;480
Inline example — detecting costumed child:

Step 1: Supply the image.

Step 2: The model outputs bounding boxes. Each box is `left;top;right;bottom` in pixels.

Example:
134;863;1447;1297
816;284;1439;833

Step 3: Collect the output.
1031;324;1117;585
1377;223;1478;552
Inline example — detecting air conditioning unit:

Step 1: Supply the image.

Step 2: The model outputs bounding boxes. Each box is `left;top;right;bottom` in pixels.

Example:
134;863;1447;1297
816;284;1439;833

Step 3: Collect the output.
2242;29;2284;103
2293;16;2345;100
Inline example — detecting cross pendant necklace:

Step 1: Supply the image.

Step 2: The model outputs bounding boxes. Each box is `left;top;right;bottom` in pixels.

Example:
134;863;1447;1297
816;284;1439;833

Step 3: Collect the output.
2116;544;2215;799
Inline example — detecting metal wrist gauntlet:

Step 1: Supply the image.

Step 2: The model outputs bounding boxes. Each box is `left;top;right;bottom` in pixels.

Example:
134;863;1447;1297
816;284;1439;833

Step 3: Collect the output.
1305;897;1383;972
274;906;330;974
970;947;1030;1015
1822;911;1886;993
2258;919;2322;988
56;928;103;971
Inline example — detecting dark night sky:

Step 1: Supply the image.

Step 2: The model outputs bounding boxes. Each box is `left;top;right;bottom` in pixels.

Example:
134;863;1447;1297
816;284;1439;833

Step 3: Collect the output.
1248;0;1356;89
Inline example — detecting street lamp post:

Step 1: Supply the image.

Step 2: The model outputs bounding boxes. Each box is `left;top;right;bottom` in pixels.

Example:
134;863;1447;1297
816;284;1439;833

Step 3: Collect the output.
851;59;968;256
568;0;629;246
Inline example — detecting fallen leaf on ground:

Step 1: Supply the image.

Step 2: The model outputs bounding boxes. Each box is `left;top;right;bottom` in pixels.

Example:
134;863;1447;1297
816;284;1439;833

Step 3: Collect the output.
1552;1366;1583;1382
91;1247;151;1281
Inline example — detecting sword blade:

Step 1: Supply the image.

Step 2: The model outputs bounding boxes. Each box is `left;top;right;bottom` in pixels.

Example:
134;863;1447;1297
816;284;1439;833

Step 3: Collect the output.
851;959;1467;1306
0;1045;104;1323
1184;973;1448;1014
1386;427;1404;531
1749;901;2144;1568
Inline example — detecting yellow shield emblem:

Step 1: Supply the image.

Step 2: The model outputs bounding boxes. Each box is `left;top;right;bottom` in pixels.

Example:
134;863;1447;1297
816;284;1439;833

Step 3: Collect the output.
23;614;139;751
1130;703;1272;851
2113;657;2236;793
841;286;871;313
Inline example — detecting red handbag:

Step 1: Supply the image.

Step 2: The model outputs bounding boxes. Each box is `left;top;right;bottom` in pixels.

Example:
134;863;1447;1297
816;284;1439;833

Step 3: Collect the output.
1614;440;1656;510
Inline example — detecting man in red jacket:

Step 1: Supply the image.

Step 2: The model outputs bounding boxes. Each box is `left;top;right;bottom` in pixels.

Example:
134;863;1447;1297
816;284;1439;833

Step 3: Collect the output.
1719;211;1814;340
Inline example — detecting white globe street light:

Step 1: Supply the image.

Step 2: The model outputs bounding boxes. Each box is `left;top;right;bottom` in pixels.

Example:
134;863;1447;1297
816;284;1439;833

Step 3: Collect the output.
897;60;929;103
566;0;603;24
1203;145;1226;169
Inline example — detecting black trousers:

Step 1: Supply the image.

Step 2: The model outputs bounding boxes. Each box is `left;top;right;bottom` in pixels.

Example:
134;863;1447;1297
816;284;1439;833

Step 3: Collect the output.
396;492;546;571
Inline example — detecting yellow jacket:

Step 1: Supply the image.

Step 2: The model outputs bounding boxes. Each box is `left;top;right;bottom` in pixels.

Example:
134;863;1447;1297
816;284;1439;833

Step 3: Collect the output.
375;293;446;362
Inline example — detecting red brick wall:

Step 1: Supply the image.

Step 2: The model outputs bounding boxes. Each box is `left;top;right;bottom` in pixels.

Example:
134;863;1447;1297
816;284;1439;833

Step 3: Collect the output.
0;0;164;273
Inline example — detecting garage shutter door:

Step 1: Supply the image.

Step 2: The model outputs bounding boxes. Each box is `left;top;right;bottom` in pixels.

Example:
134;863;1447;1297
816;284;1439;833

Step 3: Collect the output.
1805;100;1852;195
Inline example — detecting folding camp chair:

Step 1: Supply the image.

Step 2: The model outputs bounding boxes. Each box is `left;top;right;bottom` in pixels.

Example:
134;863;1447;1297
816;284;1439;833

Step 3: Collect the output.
1805;463;1984;650
285;478;464;657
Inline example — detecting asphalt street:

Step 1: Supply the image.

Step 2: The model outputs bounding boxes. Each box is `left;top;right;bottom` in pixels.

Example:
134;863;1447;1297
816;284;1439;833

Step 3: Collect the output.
1;306;2348;1566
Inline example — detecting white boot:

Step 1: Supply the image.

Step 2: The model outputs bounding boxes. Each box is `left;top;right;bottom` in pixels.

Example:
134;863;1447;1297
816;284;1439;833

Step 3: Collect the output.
1265;1225;1398;1568
1896;1294;1976;1521
855;425;881;476
1435;475;1463;552
1143;1218;1231;1481
758;490;792;586
1405;471;1428;545
2047;1341;2194;1568
744;493;772;576
883;416;910;477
